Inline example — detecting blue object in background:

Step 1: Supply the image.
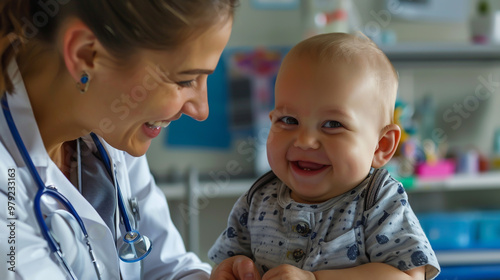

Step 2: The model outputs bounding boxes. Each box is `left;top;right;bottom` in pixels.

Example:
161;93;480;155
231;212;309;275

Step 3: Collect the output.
251;0;299;10
418;212;476;250
477;213;500;248
165;56;231;149
418;211;500;279
418;211;500;250
437;265;500;280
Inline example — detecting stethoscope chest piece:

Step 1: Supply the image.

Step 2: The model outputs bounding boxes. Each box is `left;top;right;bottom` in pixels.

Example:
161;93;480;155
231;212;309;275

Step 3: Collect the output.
119;230;152;263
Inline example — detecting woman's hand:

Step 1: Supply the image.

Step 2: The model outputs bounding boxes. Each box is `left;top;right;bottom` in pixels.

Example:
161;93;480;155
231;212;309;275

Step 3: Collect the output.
262;264;316;280
210;256;261;280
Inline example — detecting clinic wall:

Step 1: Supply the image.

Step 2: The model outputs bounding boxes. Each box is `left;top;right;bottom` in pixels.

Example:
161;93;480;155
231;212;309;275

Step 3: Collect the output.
146;0;499;177
145;0;500;265
142;0;500;266
227;0;474;47
404;66;500;153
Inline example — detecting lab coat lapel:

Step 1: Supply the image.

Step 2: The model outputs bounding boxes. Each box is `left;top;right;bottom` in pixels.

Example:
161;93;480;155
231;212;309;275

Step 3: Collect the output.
2;60;122;279
5;60;115;232
43;164;121;278
3;60;49;168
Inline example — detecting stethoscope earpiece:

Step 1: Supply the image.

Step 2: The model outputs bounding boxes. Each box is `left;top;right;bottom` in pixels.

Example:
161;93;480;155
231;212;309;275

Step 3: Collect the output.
119;230;152;263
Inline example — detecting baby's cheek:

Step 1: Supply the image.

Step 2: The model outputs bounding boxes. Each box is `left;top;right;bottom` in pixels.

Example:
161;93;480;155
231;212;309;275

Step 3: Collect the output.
266;134;280;163
342;147;372;179
266;148;279;171
266;141;288;180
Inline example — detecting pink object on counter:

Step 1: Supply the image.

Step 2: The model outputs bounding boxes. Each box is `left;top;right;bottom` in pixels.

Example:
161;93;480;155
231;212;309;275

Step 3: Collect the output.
416;159;456;179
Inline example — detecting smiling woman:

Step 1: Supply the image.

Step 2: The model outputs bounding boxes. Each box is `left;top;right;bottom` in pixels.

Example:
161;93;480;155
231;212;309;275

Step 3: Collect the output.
0;0;239;279
1;0;235;157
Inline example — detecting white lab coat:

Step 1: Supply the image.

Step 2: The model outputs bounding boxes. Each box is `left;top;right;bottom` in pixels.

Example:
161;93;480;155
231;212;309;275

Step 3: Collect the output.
0;61;211;279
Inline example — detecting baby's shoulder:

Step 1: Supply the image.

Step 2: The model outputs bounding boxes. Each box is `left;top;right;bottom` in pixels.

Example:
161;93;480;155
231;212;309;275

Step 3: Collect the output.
364;168;405;211
246;170;281;205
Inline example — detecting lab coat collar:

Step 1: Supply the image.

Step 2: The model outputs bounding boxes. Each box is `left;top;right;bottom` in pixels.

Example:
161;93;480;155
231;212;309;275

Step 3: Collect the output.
80;133;123;167
1;60;122;277
3;59;49;168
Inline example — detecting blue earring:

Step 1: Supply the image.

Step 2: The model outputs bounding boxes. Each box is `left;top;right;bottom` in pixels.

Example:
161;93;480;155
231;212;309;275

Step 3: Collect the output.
76;72;90;94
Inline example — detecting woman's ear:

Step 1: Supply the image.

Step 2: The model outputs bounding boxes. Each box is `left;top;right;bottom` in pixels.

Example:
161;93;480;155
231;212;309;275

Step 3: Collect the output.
372;123;401;168
61;18;97;83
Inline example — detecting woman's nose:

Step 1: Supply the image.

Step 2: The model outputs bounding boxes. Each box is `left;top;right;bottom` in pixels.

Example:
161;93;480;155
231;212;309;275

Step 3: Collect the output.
293;128;320;150
181;90;209;121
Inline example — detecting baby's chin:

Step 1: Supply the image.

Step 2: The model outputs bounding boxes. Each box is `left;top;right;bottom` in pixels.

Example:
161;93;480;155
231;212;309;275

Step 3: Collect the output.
290;191;329;204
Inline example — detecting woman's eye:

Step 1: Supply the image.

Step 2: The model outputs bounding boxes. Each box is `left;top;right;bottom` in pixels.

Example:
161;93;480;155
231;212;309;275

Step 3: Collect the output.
177;80;195;87
279;116;298;125
323;120;342;128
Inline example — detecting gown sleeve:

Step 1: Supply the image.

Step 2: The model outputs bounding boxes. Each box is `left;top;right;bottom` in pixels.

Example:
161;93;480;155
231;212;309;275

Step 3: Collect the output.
208;191;253;265
363;176;440;280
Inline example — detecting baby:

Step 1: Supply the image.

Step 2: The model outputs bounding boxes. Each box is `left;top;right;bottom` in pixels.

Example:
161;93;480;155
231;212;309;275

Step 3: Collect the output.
209;33;440;280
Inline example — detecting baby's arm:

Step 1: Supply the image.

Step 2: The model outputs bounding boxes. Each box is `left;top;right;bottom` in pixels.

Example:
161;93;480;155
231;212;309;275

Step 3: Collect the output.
362;178;440;279
312;263;425;280
208;192;254;266
261;263;424;280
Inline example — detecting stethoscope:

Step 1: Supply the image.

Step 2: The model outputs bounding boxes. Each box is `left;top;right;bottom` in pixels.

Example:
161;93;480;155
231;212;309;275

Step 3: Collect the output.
1;95;153;279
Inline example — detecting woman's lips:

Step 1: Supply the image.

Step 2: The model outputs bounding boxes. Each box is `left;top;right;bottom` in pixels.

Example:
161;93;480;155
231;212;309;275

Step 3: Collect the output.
146;120;171;128
142;120;171;138
142;123;161;138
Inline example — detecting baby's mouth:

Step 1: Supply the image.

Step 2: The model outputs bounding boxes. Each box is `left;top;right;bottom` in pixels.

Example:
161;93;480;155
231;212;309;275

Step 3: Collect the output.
146;120;171;129
294;161;326;171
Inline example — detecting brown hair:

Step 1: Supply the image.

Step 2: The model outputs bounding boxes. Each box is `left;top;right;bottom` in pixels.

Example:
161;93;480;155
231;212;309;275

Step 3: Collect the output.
0;0;239;94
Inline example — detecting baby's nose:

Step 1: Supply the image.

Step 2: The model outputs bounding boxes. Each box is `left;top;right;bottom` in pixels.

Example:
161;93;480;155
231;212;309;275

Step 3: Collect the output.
293;129;320;150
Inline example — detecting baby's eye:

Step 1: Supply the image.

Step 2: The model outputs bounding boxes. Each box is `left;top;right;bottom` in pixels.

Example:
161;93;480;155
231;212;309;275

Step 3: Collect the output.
279;116;298;125
323;120;342;128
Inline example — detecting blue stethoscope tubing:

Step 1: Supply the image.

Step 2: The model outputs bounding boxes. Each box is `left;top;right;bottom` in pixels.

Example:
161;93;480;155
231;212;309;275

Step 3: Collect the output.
1;94;152;278
90;132;134;233
1;95;94;279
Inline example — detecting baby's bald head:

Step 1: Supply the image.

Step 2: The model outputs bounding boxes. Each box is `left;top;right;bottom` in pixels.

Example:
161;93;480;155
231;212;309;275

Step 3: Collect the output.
282;32;398;126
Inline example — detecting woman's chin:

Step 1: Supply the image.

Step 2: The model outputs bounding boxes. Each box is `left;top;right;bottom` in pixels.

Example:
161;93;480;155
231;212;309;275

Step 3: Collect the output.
126;143;151;157
118;137;152;157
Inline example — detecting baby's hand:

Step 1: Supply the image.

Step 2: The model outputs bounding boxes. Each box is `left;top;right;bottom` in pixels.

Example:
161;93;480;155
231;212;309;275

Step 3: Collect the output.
262;264;316;280
210;256;261;280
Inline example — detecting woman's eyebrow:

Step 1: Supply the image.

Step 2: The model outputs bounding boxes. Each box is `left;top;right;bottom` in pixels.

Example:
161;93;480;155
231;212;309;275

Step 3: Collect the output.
178;69;214;75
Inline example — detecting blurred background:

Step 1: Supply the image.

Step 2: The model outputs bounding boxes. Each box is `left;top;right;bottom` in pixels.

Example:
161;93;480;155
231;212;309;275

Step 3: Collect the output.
146;0;500;279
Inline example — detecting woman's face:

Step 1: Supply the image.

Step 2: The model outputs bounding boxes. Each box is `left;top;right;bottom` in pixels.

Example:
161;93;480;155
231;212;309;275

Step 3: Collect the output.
83;19;233;156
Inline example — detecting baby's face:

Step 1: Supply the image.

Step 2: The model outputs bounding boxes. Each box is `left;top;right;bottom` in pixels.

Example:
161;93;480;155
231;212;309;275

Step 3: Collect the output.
267;54;384;204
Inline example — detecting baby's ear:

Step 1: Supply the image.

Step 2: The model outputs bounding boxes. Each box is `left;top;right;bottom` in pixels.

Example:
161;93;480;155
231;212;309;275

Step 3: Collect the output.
372;124;401;168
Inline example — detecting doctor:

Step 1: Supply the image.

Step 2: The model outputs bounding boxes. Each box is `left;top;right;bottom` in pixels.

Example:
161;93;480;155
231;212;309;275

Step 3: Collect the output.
0;0;258;279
